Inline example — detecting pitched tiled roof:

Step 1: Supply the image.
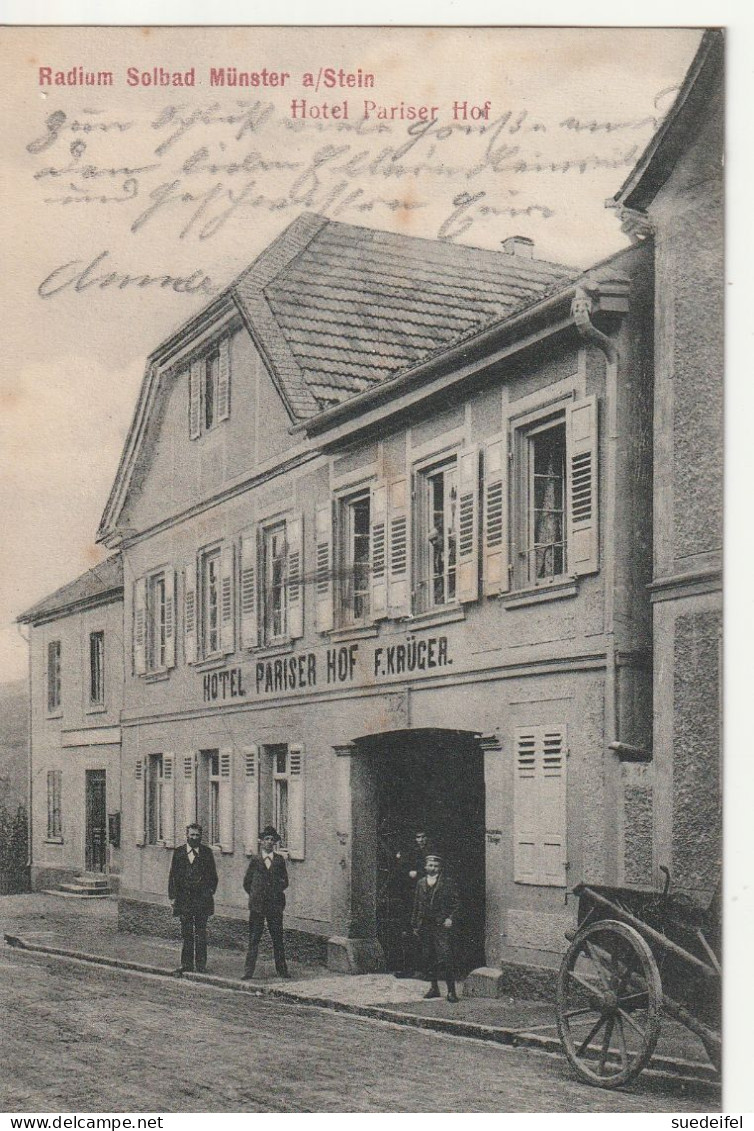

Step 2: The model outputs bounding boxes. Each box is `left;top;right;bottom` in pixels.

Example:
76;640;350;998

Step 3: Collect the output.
17;555;123;624
232;215;576;417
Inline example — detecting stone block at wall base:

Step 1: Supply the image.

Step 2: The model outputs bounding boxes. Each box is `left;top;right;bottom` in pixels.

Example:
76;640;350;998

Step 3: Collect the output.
464;961;559;1001
327;936;386;974
118;898;328;965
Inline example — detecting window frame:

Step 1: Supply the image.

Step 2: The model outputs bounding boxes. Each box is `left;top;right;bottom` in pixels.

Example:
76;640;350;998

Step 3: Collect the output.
338;488;372;627
85;629;104;709
261;520;288;646
202;748;221;848
511;403;570;591
415;454;460;614
189;334;231;440
46;639;62;715
146;753;165;846
146;571;168;673
271;744;290;852
199;544;223;660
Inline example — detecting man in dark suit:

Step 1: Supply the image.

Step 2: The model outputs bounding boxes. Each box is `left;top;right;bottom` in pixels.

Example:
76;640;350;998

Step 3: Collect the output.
168;823;218;973
242;825;290;980
412;852;460;1002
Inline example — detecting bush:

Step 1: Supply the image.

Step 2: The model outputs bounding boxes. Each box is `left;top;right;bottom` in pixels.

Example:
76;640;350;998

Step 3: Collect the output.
0;804;28;872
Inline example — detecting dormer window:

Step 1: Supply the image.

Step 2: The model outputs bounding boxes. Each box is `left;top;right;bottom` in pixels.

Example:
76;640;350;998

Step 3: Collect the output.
189;335;231;439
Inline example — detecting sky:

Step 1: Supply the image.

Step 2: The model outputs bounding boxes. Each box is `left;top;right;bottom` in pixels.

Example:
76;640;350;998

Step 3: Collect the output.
0;24;704;681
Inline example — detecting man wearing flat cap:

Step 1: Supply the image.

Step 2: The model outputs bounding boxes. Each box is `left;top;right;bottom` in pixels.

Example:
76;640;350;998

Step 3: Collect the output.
411;851;460;1002
242;825;290;980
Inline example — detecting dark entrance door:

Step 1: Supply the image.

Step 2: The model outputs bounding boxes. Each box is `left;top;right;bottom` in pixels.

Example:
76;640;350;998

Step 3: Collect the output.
365;730;486;975
85;770;107;872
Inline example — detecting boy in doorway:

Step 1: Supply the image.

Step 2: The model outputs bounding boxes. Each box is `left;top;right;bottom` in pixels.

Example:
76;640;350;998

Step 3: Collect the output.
411;852;460;1002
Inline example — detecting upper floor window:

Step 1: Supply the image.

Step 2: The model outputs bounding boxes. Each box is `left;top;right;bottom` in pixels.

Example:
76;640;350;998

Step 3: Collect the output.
419;459;458;610
189;336;231;439
263;523;287;644
133;571;175;676
339;491;371;625
47;640;62;713
89;631;105;706
518;416;566;586
201;548;222;657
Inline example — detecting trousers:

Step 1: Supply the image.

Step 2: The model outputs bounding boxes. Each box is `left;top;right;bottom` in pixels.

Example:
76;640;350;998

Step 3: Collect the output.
180;911;209;971
245;910;288;976
420;923;456;988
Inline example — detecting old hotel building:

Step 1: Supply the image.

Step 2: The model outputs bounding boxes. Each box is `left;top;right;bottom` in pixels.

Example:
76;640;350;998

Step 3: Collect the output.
20;31;722;986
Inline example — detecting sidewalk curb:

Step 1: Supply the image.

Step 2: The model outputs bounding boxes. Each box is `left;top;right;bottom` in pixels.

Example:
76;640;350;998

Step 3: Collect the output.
4;933;719;1089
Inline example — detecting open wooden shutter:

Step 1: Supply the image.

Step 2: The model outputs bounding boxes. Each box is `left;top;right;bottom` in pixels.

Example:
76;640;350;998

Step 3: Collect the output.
162;752;176;847
287;514;304;640
457;446;480;603
288;744;305;860
218;746;234;853
540;728;567;885
513;730;539;883
566;397;599;576
513;726;567;885
164;570;176;669
184;560;197;664
182;753;196;829
240;529;258;649
134;757;146;846
220;542;235;654
189;360;201;440
217;336;231;422
388;476;410;618
483;437;509;596
243;745;260;855
315;503;334;633
133;578;146;675
370;481;388;620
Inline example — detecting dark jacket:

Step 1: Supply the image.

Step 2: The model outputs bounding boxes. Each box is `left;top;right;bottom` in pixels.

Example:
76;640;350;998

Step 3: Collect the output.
168;844;218;918
243;851;289;915
411;873;460;931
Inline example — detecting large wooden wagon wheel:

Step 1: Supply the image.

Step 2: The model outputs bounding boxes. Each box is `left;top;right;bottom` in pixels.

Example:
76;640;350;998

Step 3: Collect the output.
556;919;663;1088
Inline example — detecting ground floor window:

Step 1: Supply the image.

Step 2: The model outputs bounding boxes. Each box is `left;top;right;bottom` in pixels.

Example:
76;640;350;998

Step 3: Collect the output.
147;753;164;844
46;769;62;840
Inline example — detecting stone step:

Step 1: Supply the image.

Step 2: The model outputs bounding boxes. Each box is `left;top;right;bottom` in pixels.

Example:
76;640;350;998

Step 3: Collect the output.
42;887;113;899
57;882;112;896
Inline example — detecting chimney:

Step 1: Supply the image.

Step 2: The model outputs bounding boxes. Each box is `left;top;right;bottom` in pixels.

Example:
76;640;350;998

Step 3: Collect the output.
501;236;534;258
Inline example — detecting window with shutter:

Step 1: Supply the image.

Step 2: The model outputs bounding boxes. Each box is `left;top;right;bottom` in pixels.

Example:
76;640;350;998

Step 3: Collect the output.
483;438;509;596
220;543;235;654
457;446;480;603
133;579;146;676
146;754;165;845
47;639;62;713
46;769;63;840
134;758;146;846
566;396;599;576
513;725;567;886
338;490;371;626
162;752;176;847
315;503;333;632
184;562;197;664
416;459;459;612
370;481;388;620
288;744;305;860
388;476;410;617
188;335;231;438
183;753;196;828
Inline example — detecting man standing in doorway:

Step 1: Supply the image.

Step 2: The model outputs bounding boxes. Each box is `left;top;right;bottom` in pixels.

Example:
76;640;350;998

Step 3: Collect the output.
168;823;218;974
412;852;460;1002
242;825;290;980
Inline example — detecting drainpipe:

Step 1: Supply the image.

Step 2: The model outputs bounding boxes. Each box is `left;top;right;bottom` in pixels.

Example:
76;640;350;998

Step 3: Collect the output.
571;285;621;883
17;622;32;878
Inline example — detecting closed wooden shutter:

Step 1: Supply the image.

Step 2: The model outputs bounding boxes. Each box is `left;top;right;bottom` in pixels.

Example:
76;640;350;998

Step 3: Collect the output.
388;476;410;618
182;753;197;829
287;514;304;639
288;744;305;860
513;726;567;885
189;360;201;440
370;481;388;620
218;746;234;853
217;336;231;422
315;503;334;633
164;570;176;669
239;530;258;650
457;446;480;603
243;745;259;855
162;752;176;847
483;437;509;596
220;542;235;654
134;757;146;846
566;397;599;576
184;560;197;664
133;578;146;676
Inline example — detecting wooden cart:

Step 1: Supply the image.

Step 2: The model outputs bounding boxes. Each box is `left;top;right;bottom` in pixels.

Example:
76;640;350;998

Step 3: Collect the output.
555;875;721;1087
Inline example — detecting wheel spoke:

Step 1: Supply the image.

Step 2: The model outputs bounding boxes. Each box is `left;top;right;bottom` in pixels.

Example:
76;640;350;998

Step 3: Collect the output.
618;991;649;1010
583;943;611;990
614;1013;628;1068
577;1013;607;1056
599;1016;616;1075
564;1007;602;1022
567;970;606;1004
618;1007;647;1038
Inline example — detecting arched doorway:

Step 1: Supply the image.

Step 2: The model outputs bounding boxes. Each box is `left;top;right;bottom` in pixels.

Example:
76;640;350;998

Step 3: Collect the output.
353;728;486;975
